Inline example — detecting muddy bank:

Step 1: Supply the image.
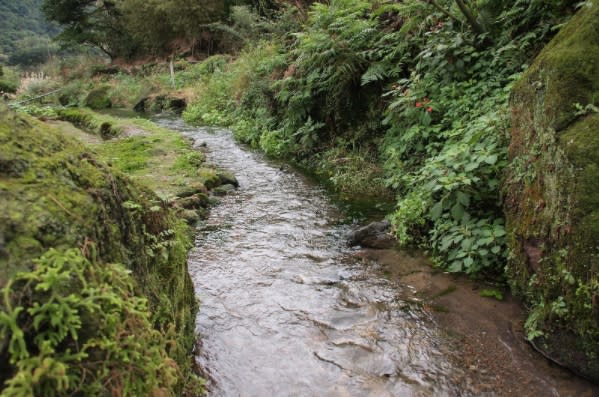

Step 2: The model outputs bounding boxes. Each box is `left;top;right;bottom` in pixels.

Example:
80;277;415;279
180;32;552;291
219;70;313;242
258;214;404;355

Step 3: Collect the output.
358;248;599;396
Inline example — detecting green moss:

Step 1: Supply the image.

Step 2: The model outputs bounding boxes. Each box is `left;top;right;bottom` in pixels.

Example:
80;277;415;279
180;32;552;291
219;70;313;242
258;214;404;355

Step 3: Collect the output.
563;113;599;260
0;104;201;395
102;136;153;172
512;2;599;132
54;109;208;200
57;108;121;139
171;150;206;174
1;249;181;396
197;167;220;189
84;86;112;110
505;0;599;381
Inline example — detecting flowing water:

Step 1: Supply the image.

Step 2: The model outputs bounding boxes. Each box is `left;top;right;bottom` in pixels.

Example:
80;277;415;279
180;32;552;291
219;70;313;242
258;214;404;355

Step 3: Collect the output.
155;117;597;397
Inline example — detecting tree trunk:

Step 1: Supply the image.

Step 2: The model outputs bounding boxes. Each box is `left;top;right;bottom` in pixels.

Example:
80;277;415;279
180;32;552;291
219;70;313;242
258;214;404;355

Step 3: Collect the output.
454;0;485;36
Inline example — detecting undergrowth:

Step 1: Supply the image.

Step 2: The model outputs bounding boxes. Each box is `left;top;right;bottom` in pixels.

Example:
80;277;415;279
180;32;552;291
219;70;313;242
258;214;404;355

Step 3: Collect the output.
183;0;574;276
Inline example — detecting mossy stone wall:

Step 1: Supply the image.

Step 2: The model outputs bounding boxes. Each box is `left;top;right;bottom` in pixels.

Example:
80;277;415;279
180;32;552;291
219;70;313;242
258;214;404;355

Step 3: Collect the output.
0;104;199;395
504;0;599;381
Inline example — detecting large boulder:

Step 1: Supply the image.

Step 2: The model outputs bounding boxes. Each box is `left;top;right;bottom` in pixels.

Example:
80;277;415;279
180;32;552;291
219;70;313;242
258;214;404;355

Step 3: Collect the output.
503;0;599;381
347;220;396;249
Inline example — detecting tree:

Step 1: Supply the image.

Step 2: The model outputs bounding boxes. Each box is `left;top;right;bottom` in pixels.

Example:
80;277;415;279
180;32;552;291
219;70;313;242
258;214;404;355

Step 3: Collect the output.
118;0;226;55
423;0;485;37
42;0;135;59
7;35;58;66
43;0;230;59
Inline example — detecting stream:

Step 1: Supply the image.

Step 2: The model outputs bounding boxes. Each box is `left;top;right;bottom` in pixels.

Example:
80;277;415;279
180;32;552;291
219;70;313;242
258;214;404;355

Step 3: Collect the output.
155;117;598;397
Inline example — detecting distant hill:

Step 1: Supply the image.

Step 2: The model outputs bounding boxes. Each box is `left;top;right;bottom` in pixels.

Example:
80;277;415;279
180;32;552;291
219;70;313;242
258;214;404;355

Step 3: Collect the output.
0;0;59;65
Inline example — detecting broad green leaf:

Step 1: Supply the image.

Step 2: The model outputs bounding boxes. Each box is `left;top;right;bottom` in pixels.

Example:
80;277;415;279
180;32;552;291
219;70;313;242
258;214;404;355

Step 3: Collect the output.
448;261;463;272
456;191;470;207
450;202;465;221
430;201;443;220
484;154;498;165
464;257;474;268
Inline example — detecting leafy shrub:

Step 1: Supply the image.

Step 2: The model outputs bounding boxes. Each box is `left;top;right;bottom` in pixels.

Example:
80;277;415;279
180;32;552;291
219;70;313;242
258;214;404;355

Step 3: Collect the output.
184;0;574;275
84;86;112;109
0;66;18;94
376;0;570;275
0;80;18;94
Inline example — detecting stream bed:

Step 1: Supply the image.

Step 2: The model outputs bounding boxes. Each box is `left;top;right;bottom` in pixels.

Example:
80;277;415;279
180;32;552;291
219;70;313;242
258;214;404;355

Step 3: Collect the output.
155;117;598;397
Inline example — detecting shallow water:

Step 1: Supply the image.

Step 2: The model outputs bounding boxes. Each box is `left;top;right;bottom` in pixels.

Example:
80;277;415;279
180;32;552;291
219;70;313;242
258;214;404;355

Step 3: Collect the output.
155;117;597;397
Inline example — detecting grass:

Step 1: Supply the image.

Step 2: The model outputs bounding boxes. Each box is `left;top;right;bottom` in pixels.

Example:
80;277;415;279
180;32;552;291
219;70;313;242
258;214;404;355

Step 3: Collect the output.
49;108;210;200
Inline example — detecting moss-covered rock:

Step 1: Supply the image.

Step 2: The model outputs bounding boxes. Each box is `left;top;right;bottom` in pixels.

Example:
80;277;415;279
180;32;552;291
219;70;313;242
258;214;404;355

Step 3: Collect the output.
135;94;187;114
84;86;112;110
57;108;121;139
197;167;221;189
504;0;599;382
0;104;200;395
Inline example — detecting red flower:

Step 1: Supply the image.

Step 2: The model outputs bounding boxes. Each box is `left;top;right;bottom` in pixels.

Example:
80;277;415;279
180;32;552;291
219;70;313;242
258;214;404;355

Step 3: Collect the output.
427;107;433;113
415;102;423;108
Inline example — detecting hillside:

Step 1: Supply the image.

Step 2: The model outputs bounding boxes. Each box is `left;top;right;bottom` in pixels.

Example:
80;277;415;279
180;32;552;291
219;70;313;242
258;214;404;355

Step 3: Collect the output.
0;0;58;64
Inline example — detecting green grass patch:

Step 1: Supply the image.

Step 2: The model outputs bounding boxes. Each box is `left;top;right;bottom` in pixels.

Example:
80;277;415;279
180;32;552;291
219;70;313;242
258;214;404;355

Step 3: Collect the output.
47;108;209;200
479;289;504;301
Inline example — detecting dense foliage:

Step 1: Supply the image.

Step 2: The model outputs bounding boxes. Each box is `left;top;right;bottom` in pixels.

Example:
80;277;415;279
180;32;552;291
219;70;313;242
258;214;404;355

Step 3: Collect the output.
7;0;597;384
0;66;19;93
184;0;575;276
42;0;232;59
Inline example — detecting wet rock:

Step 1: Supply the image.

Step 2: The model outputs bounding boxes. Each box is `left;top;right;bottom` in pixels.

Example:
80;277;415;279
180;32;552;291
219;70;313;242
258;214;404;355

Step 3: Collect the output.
217;171;239;188
173;182;208;198
504;1;599;381
179;209;200;225
173;193;209;210
347;220;396;249
212;184;236;196
198;168;220;189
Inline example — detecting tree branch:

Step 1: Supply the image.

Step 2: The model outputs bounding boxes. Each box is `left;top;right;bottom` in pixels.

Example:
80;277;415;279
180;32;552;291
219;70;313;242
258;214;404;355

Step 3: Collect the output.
423;0;463;25
454;0;485;35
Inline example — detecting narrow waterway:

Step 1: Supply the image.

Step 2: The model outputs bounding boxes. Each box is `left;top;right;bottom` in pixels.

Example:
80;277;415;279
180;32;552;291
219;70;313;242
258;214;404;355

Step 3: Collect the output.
155;117;597;397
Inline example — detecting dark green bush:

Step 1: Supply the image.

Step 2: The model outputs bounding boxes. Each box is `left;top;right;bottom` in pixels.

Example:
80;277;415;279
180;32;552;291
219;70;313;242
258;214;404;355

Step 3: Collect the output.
84;86;112;109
